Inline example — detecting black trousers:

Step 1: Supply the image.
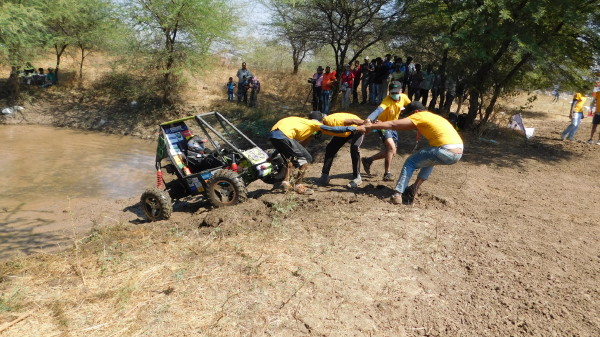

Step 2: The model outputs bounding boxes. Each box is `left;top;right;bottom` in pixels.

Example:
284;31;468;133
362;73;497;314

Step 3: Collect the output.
321;132;364;179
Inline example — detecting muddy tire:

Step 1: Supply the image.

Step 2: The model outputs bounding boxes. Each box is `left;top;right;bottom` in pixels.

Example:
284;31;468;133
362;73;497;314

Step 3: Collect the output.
261;151;288;185
140;187;173;221
207;169;247;207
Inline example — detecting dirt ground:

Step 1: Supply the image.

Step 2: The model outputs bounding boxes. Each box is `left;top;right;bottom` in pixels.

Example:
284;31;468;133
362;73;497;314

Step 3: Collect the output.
1;93;599;336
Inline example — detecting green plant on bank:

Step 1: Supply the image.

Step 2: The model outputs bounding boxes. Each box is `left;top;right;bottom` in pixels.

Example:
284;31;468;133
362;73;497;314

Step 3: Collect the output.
270;194;298;227
0;290;23;312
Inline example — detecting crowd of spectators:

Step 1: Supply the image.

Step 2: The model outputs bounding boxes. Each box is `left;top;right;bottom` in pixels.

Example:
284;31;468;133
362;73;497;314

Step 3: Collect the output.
228;62;260;107
10;62;57;88
309;54;462;116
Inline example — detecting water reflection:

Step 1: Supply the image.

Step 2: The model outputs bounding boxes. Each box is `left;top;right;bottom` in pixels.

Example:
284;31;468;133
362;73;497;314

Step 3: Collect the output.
0;125;155;258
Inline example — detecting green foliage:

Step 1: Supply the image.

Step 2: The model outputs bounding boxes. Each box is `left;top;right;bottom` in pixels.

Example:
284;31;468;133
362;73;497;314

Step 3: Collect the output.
0;1;45;66
124;0;235;105
393;0;600;129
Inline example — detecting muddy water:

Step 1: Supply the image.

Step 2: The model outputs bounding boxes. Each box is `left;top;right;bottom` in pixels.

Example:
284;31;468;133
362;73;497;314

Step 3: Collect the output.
0;125;155;259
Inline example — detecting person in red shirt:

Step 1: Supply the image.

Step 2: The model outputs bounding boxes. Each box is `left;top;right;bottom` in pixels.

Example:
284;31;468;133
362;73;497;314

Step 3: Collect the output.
321;66;337;115
340;64;354;109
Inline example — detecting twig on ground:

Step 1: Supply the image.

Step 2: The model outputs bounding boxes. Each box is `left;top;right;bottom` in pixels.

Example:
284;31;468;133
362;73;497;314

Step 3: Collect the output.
0;309;37;333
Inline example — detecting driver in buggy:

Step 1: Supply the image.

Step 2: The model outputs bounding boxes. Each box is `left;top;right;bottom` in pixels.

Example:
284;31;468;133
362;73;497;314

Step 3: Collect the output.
184;136;224;173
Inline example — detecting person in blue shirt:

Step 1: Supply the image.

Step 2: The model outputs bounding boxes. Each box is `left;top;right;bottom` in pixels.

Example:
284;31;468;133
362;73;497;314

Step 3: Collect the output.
226;77;236;101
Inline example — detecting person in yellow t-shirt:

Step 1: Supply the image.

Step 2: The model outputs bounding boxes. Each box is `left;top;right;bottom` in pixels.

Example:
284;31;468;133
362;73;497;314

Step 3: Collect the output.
561;92;587;141
361;81;411;182
319;112;369;188
270;111;358;194
356;101;463;205
586;91;600;145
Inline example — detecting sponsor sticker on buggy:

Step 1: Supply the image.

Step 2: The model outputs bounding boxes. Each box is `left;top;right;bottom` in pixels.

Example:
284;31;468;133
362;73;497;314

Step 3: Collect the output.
242;147;269;165
256;163;273;177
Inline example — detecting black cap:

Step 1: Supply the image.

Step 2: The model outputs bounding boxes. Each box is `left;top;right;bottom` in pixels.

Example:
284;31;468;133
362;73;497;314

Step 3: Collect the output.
308;111;323;122
403;101;425;116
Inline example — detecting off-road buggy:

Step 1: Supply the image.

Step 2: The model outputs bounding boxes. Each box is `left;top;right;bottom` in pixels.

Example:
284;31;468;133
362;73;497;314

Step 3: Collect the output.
140;112;287;221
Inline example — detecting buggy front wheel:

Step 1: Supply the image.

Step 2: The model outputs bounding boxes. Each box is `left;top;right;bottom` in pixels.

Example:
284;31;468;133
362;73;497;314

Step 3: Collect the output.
207;169;248;207
140;187;173;221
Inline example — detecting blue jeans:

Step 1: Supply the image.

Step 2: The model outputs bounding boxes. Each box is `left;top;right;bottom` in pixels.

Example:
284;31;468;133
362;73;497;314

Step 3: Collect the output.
394;146;462;193
561;112;583;140
372;83;382;104
322;90;332;115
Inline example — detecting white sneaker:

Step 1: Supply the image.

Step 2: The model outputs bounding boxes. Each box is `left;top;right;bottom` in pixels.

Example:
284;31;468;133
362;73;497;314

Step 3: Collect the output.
596;141;600;145
347;177;362;188
587;139;594;144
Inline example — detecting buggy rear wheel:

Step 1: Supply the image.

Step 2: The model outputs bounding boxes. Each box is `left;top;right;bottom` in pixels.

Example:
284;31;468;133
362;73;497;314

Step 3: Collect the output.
207;169;247;207
261;151;288;185
140;187;173;221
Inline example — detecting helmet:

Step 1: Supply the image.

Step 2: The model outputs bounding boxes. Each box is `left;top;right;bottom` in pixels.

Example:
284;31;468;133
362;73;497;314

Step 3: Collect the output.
187;136;206;153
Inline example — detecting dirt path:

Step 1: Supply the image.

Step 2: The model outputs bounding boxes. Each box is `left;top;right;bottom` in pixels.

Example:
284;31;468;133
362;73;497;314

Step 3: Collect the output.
1;94;599;336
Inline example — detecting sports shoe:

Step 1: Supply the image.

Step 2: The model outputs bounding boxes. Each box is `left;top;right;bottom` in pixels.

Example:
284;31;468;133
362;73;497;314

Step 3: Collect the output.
317;174;330;186
402;185;416;205
279;180;292;192
390;193;403;204
383;172;394;181
295;184;314;195
346;177;362;189
587;139;594;144
361;157;373;175
596;140;600;145
560;133;566;141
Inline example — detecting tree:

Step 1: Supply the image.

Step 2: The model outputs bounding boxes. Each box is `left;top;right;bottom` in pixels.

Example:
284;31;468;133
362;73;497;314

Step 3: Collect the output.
0;1;44;104
394;0;600;129
39;0;81;81
0;1;44;67
284;0;409;71
70;0;115;81
125;0;234;105
263;0;317;74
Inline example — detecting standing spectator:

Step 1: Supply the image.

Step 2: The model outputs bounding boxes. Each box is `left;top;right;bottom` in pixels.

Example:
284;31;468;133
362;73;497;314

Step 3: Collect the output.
561;93;587;141
226;77;236;101
368;59;377;104
238;75;249;105
360;57;371;104
340;64;354;109
351;60;362;104
311;66;324;112
419;64;435;106
390;62;405;88
236;62;252;103
587;91;600;144
551;85;560;103
248;76;260;107
321;66;337;115
442;76;456;114
428;66;442;112
382;54;394;97
7;67;19;105
402;56;414;93
408;63;423;101
372;58;387;104
361;81;412;181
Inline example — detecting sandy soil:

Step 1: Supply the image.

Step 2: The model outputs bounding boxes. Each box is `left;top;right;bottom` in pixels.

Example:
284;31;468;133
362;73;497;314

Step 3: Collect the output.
1;93;599;336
